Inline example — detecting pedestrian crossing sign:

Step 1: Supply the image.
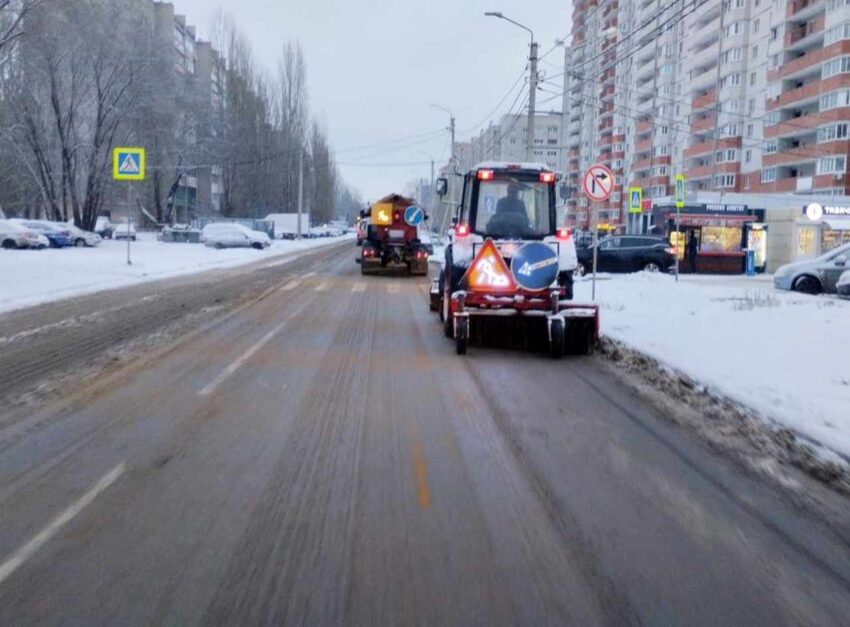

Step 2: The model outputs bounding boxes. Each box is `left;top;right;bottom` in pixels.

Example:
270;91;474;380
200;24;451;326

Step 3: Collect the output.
113;147;146;181
629;187;642;214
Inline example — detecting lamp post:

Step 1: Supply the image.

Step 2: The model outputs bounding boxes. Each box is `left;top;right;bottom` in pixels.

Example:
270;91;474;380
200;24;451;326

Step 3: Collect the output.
485;12;537;161
429;103;455;171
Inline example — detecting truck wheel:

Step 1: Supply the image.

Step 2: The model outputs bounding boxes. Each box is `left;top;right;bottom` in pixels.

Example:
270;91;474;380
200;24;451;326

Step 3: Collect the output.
455;317;469;355
549;318;565;359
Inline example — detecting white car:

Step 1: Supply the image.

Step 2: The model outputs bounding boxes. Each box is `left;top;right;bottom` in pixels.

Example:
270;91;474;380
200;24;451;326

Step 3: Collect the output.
0;220;49;249
65;224;102;247
202;223;270;249
112;221;137;241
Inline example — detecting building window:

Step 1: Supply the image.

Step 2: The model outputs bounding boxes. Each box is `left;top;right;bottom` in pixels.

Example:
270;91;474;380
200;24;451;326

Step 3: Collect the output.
820;90;850;111
751;44;758;59
715;149;738;163
745;149;752;163
764;141;777;154
822;56;850;79
817;155;847;174
824;22;850;46
818;123;850;142
761;167;776;183
798;227;817;257
764;111;780;127
714;174;736;188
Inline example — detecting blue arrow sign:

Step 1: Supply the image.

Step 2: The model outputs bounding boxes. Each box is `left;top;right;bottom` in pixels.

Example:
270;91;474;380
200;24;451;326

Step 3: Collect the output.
404;205;425;227
510;242;559;291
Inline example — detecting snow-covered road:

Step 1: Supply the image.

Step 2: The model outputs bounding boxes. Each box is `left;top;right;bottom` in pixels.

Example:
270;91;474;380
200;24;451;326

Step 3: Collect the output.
0;233;354;314
575;272;850;460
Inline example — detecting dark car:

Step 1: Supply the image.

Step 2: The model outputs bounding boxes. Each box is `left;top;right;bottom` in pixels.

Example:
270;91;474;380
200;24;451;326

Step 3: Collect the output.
576;235;676;275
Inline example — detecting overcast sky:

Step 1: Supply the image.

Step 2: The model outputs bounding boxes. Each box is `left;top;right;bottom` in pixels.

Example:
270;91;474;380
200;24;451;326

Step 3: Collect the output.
172;0;572;203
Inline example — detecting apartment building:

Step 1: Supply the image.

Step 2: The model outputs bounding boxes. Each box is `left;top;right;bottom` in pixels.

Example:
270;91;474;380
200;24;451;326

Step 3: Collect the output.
455;113;565;173
561;0;850;233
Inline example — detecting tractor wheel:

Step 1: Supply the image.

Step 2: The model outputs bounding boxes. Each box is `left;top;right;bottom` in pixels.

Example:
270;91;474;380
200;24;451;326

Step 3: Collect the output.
455;317;469;355
549;318;565;359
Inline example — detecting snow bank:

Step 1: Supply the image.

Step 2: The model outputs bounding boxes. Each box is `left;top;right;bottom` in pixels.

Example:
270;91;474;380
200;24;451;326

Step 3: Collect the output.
0;233;353;314
574;272;850;459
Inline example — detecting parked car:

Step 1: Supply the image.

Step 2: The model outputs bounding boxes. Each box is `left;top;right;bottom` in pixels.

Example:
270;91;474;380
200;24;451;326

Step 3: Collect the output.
94;216;114;239
576;235;676;275
112;221;137;241
9;219;72;247
65;224;102;247
202;223;270;249
0;220;49;249
838;270;850;300
773;242;850;294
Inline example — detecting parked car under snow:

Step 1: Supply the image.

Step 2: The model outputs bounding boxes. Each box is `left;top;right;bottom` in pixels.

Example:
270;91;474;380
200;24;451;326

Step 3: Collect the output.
201;223;270;250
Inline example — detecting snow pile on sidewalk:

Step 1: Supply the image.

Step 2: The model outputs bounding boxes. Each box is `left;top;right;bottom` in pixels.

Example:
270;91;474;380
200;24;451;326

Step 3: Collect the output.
0;234;353;314
574;272;850;459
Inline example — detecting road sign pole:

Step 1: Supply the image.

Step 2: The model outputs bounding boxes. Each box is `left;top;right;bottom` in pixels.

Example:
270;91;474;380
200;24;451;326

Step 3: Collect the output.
592;202;598;300
674;174;685;282
126;184;132;266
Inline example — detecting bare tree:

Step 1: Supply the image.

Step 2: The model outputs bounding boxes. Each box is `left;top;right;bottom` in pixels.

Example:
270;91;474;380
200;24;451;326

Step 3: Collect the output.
0;0;42;64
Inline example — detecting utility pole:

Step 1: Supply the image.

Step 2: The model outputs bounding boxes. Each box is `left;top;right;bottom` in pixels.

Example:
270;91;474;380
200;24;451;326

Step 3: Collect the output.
527;40;538;161
485;12;537;161
297;150;304;240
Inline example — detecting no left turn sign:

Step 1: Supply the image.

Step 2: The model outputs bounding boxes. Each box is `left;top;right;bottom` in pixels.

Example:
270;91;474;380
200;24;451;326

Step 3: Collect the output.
583;164;615;202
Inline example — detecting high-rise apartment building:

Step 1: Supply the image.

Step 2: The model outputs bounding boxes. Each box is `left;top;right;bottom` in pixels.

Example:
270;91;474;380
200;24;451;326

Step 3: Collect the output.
562;0;850;232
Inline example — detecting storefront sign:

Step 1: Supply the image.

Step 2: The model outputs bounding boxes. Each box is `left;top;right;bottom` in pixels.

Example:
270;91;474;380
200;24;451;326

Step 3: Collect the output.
657;203;751;215
804;202;850;221
704;203;749;213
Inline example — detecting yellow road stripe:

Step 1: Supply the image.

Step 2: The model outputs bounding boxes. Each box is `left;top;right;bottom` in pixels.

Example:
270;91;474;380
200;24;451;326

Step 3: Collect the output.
412;428;431;510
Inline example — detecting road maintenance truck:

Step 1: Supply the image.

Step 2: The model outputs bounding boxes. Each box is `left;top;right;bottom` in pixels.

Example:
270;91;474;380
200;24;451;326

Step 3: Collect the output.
357;194;430;276
430;162;598;358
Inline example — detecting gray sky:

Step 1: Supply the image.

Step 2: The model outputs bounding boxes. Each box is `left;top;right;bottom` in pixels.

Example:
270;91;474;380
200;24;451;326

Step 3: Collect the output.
173;0;572;203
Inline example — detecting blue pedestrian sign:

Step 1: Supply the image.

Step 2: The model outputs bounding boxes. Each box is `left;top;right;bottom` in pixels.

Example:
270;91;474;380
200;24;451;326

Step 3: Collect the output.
510;242;559;292
113;147;146;181
404;205;425;227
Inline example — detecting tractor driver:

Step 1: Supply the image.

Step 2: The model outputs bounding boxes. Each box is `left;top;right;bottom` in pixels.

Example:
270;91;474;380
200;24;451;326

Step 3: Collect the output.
487;182;531;235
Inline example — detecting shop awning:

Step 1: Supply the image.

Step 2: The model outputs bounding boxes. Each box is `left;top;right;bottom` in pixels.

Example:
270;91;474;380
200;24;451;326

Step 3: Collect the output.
667;213;753;227
825;217;850;231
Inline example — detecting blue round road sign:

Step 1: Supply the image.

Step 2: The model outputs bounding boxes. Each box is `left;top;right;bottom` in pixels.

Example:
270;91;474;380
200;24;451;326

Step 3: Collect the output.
404;205;425;226
510;242;559;291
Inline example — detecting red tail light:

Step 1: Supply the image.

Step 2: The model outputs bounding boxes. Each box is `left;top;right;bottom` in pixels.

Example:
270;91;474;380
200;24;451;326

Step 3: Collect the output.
556;227;571;240
456;224;470;237
540;172;556;183
477;169;494;181
666;247;676;255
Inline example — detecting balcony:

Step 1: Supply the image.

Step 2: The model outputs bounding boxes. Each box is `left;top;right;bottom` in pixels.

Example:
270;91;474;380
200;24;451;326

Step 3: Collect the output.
691;90;717;111
762;141;835;167
786;0;825;21
635;138;653;153
785;15;824;50
765;108;850;138
685;162;740;181
683;137;741;160
690;114;716;133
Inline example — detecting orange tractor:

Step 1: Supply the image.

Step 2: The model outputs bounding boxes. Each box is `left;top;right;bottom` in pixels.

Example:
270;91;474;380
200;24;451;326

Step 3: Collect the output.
357;194;430;276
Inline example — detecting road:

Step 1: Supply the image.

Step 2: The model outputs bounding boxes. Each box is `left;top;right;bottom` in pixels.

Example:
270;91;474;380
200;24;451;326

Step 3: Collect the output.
1;245;849;625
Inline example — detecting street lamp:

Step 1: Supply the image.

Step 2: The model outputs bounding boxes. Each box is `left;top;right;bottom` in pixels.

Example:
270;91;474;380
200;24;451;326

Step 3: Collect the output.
485;11;538;161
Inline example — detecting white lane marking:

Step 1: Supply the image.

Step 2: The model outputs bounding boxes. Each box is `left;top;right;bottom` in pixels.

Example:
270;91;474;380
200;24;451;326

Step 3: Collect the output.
198;306;303;396
303;271;317;279
0;463;126;586
387;285;400;294
280;280;301;292
315;281;329;292
352;283;366;293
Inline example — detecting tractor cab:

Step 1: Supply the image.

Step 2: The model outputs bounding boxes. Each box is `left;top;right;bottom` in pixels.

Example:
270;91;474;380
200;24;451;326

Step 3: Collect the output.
431;162;597;358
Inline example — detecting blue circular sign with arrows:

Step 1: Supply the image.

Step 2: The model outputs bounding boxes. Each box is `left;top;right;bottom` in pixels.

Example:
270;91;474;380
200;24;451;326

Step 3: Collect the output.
510;242;559;291
404;205;425;227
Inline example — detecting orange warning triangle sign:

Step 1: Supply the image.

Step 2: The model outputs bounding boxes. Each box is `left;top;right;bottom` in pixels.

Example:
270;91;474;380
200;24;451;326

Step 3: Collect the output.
460;238;517;293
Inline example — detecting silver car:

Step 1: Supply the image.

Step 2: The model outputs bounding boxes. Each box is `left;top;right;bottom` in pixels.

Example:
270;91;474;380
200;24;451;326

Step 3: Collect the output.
773;242;850;294
838;270;850;300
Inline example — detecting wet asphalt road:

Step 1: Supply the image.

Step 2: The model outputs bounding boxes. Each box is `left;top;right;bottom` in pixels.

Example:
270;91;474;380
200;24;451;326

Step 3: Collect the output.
1;246;849;625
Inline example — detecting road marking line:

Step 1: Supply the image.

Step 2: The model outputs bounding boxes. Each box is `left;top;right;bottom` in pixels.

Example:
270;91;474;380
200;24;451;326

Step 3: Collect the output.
352;283;366;293
315;281;329;292
0;463;126;586
303;271;317;279
198;307;302;396
412;430;431;510
280;280;301;291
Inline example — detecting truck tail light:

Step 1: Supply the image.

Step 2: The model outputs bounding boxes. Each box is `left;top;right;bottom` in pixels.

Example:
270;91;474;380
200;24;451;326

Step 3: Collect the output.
477;169;494;181
556;227;571;240
540;172;556;183
456;224;470;237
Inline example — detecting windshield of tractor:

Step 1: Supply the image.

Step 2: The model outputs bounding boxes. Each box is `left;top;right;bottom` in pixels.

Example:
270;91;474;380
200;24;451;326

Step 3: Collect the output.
475;176;553;239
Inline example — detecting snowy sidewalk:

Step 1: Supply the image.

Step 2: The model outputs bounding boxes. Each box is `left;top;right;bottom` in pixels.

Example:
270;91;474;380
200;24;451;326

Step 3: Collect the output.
574;272;850;460
0;233;353;314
